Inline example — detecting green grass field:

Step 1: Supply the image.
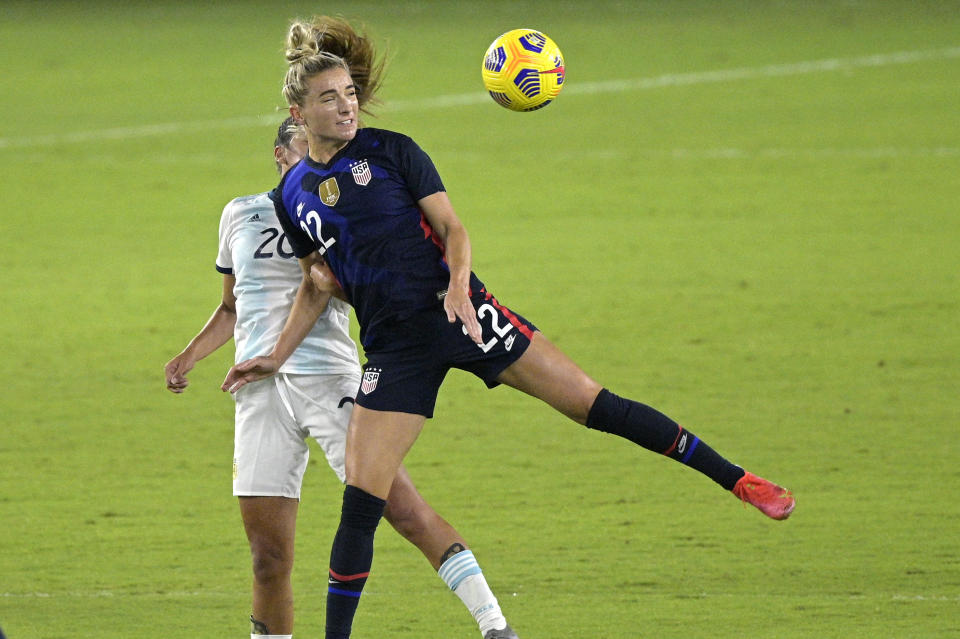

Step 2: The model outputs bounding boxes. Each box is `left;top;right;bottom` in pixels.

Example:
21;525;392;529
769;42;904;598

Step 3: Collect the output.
1;1;958;637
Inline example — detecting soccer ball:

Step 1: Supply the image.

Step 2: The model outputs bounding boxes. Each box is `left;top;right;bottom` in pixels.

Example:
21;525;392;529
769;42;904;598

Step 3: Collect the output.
481;29;565;111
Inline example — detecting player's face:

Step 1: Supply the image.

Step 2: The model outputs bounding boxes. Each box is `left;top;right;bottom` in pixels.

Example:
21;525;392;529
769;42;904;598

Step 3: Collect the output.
293;67;359;157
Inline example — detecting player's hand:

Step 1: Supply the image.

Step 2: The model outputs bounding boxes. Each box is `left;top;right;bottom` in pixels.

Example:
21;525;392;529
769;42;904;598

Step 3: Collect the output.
221;356;280;394
444;288;482;344
164;354;195;394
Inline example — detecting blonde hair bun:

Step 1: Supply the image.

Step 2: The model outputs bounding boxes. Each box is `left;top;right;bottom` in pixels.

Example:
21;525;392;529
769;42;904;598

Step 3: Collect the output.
281;16;385;114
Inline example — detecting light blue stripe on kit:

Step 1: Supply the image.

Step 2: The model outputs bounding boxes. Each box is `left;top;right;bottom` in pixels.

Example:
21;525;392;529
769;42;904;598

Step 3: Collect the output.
328;586;362;598
438;550;482;591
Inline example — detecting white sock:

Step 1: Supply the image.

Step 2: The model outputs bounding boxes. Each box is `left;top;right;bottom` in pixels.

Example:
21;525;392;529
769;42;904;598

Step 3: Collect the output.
251;635;292;639
438;550;507;635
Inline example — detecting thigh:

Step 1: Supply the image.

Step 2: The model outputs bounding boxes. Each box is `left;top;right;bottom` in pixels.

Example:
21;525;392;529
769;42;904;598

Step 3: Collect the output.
234;378;310;498
344;405;425;499
285;372;361;483
496;331;603;424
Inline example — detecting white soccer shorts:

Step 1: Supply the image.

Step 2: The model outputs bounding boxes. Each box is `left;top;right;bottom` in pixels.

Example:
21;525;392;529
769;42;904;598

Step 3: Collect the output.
232;372;360;497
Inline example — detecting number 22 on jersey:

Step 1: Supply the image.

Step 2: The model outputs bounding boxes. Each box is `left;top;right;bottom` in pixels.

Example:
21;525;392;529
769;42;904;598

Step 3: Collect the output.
296;202;337;254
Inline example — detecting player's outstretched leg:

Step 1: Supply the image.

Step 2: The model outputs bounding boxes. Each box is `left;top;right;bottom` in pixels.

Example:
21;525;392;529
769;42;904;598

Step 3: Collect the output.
587;389;795;519
496;332;795;520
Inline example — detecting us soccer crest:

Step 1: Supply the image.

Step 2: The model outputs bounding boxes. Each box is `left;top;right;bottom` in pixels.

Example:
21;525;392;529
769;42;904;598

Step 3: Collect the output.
360;367;381;395
318;177;340;206
350;159;372;186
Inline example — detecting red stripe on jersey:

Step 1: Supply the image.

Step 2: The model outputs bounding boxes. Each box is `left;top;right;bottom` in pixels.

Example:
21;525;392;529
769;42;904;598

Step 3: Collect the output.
329;568;370;582
481;287;535;340
420;210;476;297
419;210;446;255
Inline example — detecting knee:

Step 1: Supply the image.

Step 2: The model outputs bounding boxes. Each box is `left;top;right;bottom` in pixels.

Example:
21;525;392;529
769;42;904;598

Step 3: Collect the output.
249;537;293;585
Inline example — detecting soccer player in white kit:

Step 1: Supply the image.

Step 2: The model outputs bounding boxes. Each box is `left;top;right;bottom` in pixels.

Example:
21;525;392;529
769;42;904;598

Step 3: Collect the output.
165;119;518;639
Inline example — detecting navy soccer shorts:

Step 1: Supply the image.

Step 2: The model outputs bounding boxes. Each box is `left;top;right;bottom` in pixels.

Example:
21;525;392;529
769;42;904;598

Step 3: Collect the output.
356;286;538;417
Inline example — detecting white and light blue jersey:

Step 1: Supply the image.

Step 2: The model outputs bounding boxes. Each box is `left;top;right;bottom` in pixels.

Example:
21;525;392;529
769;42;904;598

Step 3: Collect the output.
215;192;360;376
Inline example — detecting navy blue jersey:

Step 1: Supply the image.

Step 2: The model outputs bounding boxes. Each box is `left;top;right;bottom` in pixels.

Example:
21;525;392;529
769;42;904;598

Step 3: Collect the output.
273;128;484;351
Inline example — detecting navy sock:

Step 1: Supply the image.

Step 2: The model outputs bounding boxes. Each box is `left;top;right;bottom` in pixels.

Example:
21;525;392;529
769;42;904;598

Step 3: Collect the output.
585;388;745;490
326;485;386;639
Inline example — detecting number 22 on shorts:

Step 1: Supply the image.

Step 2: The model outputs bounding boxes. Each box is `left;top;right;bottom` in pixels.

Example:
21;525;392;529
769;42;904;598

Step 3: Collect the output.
462;303;514;352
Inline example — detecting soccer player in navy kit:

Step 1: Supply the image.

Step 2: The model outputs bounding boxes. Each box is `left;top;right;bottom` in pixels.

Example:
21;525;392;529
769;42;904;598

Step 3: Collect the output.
167;117;519;639
223;16;795;639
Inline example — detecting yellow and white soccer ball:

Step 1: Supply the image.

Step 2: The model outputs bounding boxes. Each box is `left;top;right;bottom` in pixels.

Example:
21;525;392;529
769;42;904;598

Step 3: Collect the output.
481;29;565;111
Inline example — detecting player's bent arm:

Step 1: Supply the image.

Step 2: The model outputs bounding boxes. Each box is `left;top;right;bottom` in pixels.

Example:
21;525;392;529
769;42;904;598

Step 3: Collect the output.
419;192;471;293
418;192;482;343
221;253;330;393
165;275;238;393
269;252;332;362
309;259;348;302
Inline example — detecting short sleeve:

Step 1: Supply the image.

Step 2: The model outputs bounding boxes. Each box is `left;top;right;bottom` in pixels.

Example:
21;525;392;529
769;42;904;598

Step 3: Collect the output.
271;187;316;259
399;136;446;201
215;200;235;274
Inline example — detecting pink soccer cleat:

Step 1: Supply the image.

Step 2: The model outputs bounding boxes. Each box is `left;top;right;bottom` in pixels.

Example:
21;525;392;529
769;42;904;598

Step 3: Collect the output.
733;471;795;520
